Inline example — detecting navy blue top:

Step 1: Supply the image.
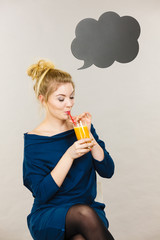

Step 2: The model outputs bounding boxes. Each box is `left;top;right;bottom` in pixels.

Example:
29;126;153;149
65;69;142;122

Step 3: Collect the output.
23;124;115;239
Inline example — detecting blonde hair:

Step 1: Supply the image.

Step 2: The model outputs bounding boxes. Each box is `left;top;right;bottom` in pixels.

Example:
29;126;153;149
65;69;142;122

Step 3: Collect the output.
27;59;74;102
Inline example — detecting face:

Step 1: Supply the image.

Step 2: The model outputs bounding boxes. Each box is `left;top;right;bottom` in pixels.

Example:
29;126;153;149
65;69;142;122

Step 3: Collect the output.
41;83;75;121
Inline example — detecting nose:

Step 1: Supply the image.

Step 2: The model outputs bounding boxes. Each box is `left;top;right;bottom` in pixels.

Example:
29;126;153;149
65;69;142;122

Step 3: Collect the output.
66;98;73;107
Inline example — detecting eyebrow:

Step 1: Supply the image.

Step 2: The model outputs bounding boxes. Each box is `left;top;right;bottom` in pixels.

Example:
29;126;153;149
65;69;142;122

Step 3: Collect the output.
56;91;75;97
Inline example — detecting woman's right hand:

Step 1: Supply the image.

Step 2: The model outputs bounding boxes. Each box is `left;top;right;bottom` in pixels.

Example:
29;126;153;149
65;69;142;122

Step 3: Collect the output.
66;138;96;160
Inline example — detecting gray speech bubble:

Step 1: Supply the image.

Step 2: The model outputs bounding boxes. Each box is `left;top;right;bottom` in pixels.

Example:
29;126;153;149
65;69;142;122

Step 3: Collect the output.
71;11;141;70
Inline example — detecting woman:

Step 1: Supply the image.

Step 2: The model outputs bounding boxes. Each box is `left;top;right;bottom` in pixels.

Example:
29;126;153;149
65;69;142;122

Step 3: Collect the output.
23;59;115;240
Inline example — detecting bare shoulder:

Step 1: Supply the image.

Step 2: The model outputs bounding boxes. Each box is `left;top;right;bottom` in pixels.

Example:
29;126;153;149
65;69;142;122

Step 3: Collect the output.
27;124;44;135
27;128;41;135
27;120;74;136
27;125;56;137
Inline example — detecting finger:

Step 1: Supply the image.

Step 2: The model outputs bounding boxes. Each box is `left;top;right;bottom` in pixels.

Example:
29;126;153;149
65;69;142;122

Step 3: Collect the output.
77;142;91;149
75;115;80;122
86;112;92;119
72;116;77;121
71;115;78;123
77;138;93;144
77;141;95;150
68;119;74;123
81;112;92;119
77;148;91;155
76;113;86;121
75;112;92;121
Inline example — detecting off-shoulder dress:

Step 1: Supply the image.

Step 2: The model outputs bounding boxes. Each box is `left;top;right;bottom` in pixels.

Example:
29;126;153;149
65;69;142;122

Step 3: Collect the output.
23;124;115;240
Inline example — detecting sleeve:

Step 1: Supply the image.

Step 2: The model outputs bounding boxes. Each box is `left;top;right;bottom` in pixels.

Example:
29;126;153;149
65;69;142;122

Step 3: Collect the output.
91;124;115;178
23;146;60;204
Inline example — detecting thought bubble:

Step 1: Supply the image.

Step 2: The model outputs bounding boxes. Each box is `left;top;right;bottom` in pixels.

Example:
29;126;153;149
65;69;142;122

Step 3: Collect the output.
71;11;141;70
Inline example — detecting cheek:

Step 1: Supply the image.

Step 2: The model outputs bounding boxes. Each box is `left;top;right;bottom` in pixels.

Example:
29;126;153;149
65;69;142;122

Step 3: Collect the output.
49;99;63;108
56;102;66;109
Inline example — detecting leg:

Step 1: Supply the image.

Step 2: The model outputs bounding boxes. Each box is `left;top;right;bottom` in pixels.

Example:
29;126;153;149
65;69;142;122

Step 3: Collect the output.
65;204;114;240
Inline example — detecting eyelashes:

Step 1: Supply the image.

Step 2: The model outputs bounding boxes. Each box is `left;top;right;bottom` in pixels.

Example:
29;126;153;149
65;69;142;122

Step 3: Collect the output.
58;96;75;102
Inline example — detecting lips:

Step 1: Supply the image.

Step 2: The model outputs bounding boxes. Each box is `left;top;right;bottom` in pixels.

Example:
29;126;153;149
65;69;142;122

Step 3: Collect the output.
64;111;70;115
64;111;70;114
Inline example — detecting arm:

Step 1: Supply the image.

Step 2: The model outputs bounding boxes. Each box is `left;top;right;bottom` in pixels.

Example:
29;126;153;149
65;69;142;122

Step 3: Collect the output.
72;112;115;178
23;149;60;204
23;138;95;204
90;124;115;178
51;138;95;186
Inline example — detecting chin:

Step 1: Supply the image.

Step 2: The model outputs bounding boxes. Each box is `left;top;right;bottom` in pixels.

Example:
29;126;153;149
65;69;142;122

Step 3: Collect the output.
64;115;69;120
61;114;69;120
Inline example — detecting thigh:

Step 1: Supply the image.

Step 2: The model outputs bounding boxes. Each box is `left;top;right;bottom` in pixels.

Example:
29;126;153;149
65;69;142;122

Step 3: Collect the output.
65;204;102;239
90;202;109;229
93;207;109;229
65;204;114;240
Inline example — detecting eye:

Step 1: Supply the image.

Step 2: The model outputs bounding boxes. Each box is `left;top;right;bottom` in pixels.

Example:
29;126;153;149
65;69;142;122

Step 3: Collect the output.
58;98;64;102
70;96;75;99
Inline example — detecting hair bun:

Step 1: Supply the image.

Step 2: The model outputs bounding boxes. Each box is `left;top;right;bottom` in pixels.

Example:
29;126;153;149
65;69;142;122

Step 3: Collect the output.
27;59;55;80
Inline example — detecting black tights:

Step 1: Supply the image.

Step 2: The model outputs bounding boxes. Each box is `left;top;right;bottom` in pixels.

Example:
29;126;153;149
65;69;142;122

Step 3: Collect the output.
65;204;115;240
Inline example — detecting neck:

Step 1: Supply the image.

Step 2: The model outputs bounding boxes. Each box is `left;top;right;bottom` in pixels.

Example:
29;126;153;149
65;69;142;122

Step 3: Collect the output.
41;114;71;132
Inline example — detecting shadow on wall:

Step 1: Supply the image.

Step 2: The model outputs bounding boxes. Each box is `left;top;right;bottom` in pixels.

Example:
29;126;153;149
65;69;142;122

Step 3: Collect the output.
71;11;141;70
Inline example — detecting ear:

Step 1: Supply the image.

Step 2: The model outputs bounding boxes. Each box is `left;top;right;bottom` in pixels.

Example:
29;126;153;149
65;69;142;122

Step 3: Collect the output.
38;94;45;105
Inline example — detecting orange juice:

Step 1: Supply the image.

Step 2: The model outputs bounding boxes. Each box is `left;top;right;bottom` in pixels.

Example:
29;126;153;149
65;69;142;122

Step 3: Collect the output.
74;125;90;140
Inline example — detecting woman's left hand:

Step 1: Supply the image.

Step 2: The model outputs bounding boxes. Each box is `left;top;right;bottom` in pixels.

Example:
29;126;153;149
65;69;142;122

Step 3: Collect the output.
74;112;92;131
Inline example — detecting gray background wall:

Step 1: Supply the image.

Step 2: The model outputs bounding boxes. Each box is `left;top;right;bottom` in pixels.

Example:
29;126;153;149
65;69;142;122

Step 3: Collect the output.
0;0;160;239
